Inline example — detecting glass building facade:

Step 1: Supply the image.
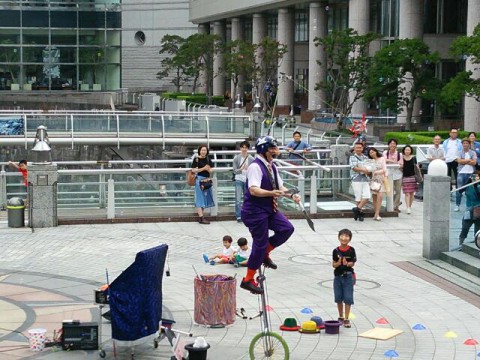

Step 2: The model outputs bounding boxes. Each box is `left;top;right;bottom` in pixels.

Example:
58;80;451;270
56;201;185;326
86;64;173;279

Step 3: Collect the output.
0;0;121;91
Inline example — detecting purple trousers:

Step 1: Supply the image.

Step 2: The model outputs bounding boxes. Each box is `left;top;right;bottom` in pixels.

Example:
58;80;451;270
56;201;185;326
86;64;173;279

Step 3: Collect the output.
241;209;294;270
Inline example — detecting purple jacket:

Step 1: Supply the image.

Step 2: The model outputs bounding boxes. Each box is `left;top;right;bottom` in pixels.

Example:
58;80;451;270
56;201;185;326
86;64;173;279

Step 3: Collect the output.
242;158;279;214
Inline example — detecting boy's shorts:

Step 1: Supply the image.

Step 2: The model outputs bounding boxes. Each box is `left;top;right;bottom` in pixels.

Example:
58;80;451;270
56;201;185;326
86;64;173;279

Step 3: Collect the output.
351;182;371;201
234;255;247;263
333;273;354;305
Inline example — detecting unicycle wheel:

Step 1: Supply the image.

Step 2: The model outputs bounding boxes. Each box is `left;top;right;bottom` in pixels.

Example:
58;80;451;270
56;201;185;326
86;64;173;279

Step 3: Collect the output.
249;331;289;360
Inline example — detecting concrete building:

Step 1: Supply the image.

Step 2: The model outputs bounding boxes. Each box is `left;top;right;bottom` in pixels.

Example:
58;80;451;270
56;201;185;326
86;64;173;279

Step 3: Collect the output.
121;0;197;90
189;0;480;131
0;0;197;93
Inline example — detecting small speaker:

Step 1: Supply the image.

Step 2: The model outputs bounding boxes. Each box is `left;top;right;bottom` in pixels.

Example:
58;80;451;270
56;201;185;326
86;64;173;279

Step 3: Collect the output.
62;321;98;351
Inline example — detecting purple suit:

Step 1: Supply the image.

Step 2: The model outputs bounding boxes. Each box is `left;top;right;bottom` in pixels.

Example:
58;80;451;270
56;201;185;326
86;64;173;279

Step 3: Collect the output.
241;158;295;270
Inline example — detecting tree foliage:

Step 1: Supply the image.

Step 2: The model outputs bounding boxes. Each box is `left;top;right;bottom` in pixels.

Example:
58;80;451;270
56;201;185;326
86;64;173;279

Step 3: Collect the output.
157;33;220;95
221;39;257;100
440;24;480;111
314;28;379;130
255;37;287;113
157;35;188;93
365;38;440;130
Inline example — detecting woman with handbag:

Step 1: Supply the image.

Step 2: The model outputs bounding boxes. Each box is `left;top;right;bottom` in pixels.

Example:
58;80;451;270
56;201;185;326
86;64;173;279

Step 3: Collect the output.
368;147;387;221
192;144;215;224
401;145;418;214
232;141;254;222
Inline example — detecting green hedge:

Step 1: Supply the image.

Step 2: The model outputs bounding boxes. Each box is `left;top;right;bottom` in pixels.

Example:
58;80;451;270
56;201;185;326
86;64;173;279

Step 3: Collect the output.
162;92;225;106
385;131;471;144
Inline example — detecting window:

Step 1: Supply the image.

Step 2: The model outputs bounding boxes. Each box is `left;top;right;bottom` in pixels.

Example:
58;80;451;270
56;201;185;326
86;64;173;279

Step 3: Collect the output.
267;17;277;40
424;0;467;34
134;31;146;46
372;0;399;38
295;11;308;42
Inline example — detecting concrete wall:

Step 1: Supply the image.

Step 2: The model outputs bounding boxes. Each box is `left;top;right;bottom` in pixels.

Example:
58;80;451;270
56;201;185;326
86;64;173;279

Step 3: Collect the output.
190;0;310;23
121;1;197;89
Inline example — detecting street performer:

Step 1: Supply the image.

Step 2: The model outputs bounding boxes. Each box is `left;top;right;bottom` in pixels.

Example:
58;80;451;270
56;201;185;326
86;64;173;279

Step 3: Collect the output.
240;136;300;294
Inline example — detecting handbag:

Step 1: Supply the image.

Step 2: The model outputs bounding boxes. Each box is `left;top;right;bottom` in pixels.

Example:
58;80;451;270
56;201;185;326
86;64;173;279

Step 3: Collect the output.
383;176;391;196
232;156;249;182
370;180;381;192
414;164;423;183
200;178;213;191
186;170;196;186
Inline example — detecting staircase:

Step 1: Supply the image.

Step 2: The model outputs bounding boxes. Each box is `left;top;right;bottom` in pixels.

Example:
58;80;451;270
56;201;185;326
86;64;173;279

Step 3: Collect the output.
440;242;480;277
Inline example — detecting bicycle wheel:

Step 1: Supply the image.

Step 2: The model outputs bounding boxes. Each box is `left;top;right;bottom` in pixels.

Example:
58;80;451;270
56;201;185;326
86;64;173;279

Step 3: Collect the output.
249;331;289;360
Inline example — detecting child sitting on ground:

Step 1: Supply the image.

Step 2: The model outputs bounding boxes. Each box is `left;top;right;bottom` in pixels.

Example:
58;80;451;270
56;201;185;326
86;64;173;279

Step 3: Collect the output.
203;235;237;265
233;237;251;267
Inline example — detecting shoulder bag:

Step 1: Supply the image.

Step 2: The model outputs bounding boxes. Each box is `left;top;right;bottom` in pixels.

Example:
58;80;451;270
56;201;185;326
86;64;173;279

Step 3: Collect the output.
414;158;423;184
232;156;249;182
186;170;196;186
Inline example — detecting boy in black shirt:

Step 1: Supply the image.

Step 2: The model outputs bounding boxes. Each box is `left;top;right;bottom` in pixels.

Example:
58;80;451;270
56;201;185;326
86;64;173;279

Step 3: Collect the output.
332;228;356;328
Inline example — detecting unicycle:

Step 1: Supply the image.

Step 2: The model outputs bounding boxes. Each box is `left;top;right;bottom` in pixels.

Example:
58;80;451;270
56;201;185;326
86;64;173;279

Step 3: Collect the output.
239;266;289;360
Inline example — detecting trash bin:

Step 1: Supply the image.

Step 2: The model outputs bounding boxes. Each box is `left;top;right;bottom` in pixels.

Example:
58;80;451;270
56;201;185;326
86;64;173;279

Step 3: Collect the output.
194;275;236;326
7;197;25;228
185;343;210;360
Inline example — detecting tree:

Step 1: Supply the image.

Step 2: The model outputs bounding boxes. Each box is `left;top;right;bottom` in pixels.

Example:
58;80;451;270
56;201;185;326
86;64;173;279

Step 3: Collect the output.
255;37;287;113
365;39;440;131
165;33;220;97
221;39;257;101
440;24;480;111
157;35;189;92
79;37;105;85
314;28;379;131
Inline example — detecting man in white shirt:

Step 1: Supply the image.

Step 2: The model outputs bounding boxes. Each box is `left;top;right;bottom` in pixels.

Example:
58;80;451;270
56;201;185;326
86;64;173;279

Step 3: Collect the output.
427;135;445;162
455;138;477;211
443;128;462;190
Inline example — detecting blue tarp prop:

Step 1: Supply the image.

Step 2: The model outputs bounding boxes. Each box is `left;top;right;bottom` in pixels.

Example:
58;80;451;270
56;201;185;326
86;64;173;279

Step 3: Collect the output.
0;118;24;135
109;244;168;342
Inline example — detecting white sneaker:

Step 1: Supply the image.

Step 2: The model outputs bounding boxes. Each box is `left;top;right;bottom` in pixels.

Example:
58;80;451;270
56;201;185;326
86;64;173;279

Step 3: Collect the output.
454;206;460;212
406;208;411;214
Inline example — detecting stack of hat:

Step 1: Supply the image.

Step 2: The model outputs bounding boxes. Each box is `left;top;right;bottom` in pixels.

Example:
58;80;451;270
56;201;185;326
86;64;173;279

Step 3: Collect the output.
279;318;300;331
298;321;320;334
310;316;325;330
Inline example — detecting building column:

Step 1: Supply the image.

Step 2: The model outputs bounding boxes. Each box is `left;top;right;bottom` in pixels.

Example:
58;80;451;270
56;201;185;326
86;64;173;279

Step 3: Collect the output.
197;24;209;94
308;2;327;111
212;21;225;97
398;0;424;126
231;18;244;101
348;0;369;117
277;8;294;110
464;0;480;132
252;13;267;106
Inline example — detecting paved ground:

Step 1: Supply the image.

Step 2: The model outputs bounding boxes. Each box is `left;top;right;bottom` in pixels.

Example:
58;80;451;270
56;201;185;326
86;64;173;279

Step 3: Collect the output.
0;201;480;360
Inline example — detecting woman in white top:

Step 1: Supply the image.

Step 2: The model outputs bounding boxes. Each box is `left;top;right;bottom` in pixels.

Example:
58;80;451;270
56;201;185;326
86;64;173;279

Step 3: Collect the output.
368;147;387;221
383;139;403;212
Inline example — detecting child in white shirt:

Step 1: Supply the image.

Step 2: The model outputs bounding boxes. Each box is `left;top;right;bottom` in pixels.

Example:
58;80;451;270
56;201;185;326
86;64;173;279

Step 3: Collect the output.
203;235;237;265
233;237;251;267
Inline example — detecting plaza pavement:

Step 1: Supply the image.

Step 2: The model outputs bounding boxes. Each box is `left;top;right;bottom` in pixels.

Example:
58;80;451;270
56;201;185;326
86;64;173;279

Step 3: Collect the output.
0;200;480;360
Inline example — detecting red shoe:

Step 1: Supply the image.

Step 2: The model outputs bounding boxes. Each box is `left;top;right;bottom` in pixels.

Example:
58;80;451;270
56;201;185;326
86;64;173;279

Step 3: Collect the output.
240;278;263;294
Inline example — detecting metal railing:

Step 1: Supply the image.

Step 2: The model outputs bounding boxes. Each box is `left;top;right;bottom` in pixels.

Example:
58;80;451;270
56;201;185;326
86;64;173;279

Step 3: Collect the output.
0;111;253;148
0;148;406;219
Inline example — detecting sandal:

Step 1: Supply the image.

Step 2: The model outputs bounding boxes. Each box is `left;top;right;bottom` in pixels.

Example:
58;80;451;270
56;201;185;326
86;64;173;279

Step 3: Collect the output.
338;317;344;323
343;319;351;328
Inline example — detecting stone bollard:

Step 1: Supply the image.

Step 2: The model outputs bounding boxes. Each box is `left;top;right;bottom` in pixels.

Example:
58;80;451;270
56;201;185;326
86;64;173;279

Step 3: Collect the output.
422;174;450;259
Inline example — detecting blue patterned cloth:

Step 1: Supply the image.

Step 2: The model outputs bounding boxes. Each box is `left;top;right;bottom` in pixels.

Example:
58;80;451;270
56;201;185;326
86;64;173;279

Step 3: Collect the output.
109;244;168;342
0;118;24;135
